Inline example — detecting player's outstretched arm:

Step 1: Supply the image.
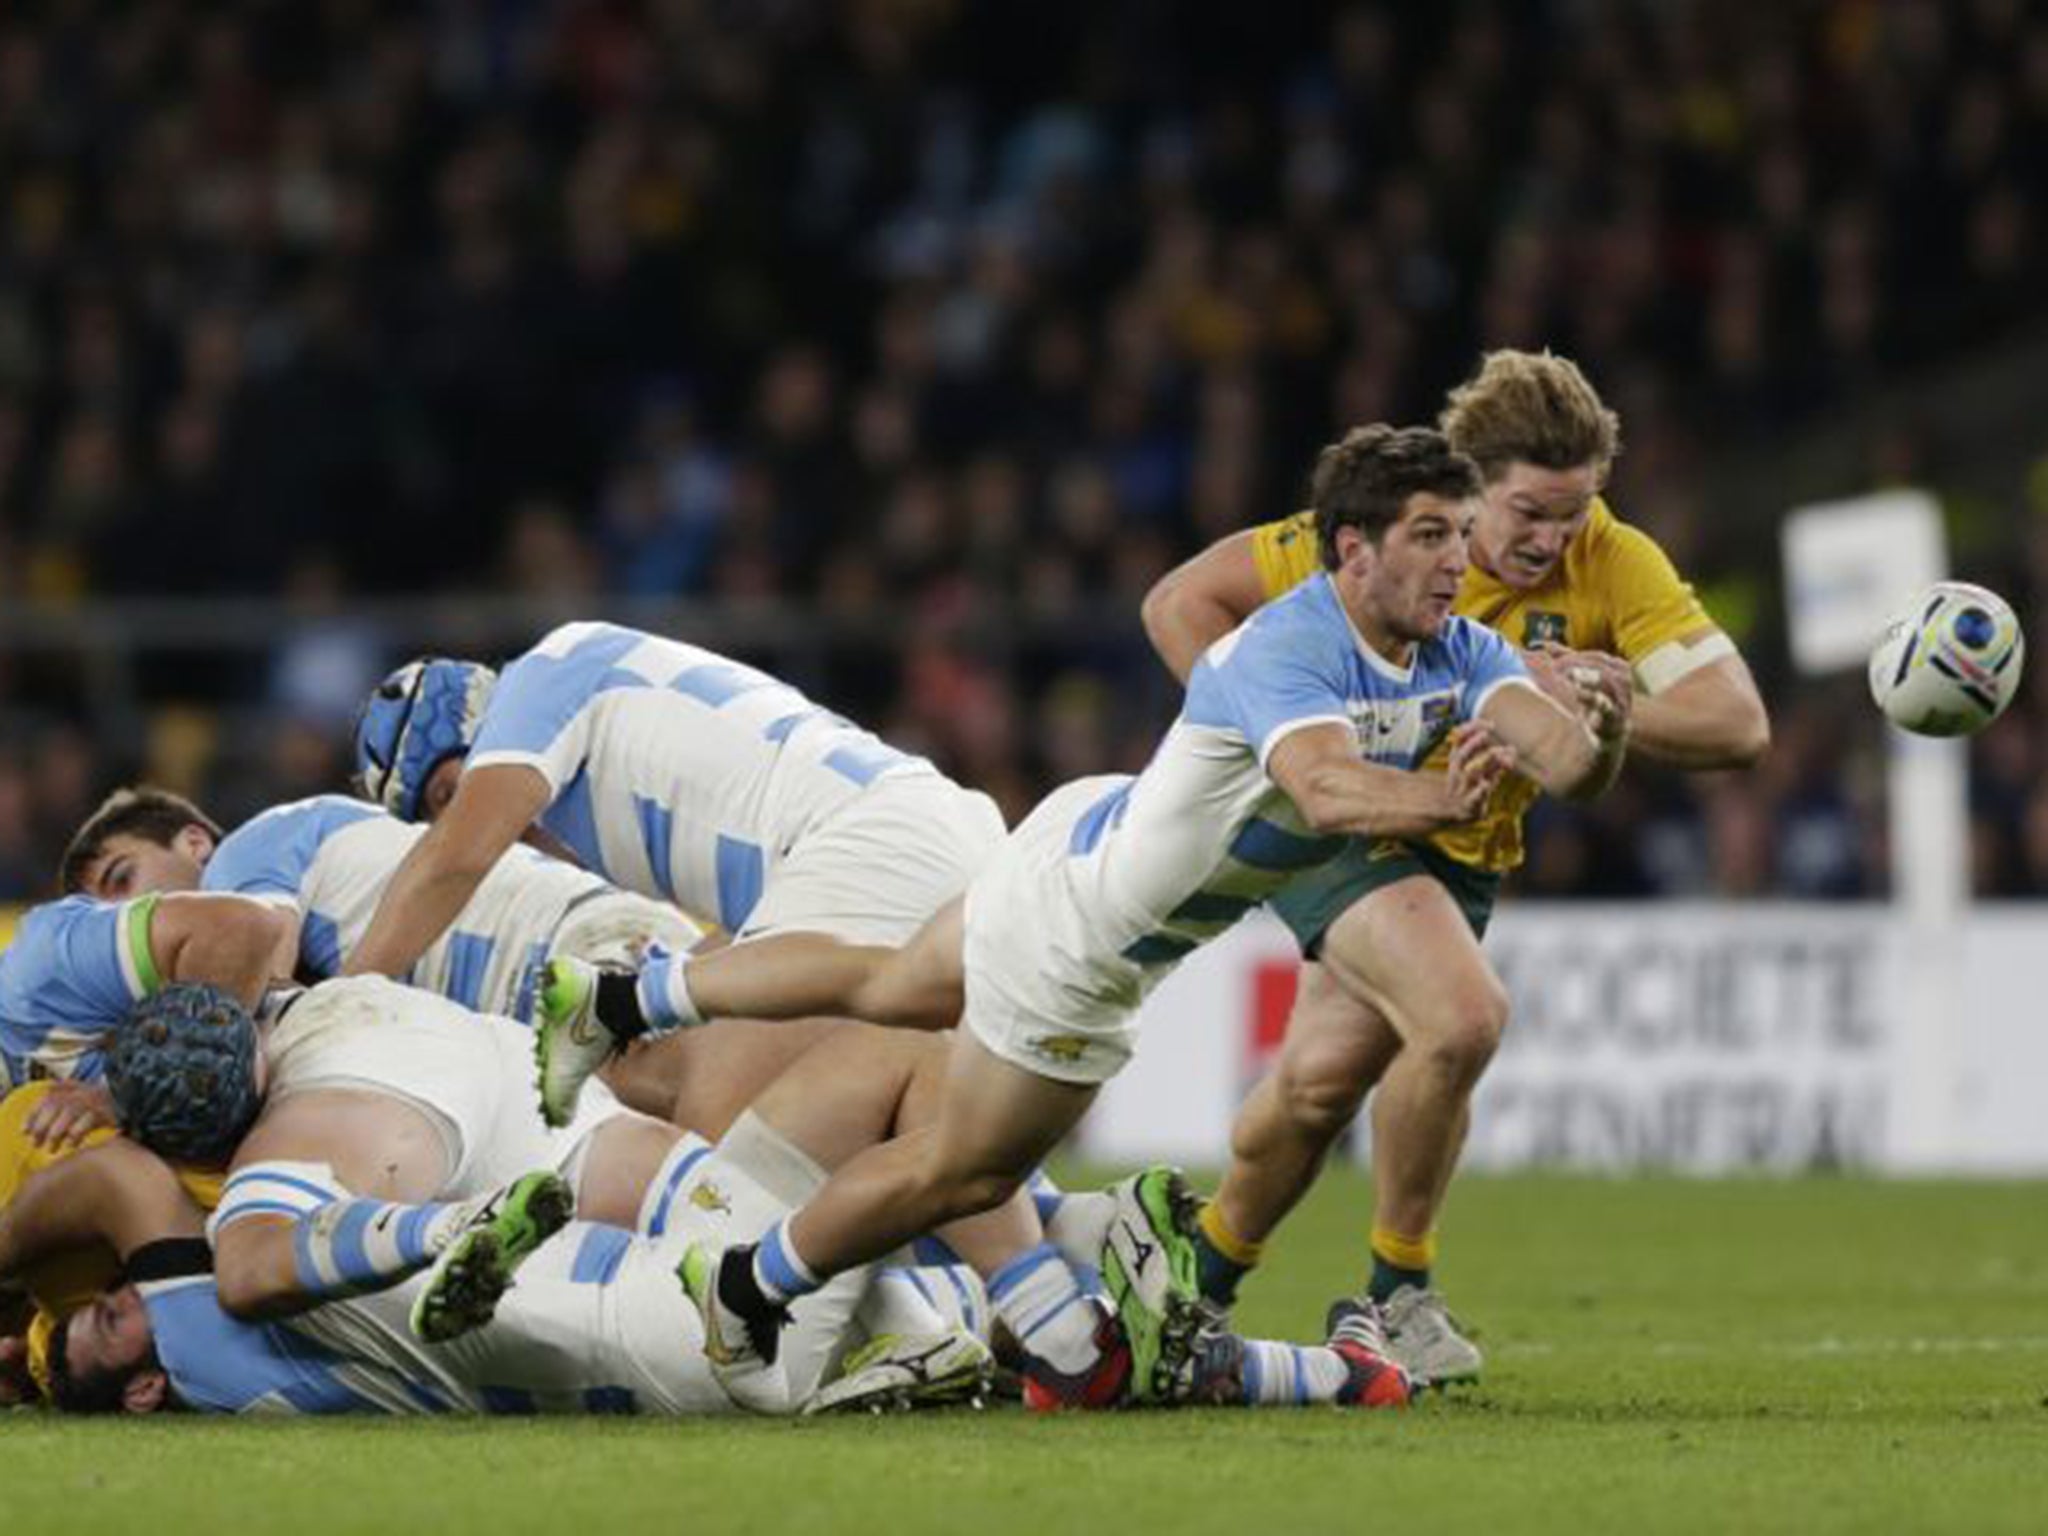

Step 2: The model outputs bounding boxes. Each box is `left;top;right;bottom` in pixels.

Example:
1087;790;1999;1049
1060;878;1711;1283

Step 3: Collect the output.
0;1139;204;1278
151;893;301;1008
1141;530;1268;683
1479;678;1623;801
343;763;550;979
1266;722;1511;838
1629;634;1770;769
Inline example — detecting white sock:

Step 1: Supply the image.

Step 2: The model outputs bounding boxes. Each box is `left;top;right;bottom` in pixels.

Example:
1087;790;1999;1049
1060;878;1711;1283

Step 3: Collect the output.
636;947;704;1032
986;1243;1100;1376
1238;1341;1350;1406
1032;1178;1115;1285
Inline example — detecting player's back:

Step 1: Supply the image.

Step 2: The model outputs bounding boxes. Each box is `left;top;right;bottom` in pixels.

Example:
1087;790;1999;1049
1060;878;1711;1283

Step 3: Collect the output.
468;622;937;931
208;795;693;1020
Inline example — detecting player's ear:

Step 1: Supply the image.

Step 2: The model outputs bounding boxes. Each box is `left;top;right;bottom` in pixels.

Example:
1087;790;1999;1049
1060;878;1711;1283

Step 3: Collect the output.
122;1367;169;1415
175;824;215;868
1333;524;1373;574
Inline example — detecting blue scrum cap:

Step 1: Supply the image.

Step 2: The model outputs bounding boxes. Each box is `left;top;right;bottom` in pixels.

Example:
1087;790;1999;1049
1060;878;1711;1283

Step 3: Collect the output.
351;657;498;821
107;983;263;1165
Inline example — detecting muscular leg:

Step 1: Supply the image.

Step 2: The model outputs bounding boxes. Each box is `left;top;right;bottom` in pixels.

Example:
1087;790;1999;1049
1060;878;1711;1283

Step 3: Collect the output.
1315;879;1506;1251
781;1032;1092;1278
1213;963;1400;1251
663;900;968;1031
742;1023;1044;1274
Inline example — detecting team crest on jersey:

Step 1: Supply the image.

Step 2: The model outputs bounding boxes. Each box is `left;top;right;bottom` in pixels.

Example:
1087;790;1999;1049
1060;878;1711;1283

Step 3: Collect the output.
688;1180;732;1216
1027;1034;1093;1066
1419;694;1456;748
1523;612;1569;646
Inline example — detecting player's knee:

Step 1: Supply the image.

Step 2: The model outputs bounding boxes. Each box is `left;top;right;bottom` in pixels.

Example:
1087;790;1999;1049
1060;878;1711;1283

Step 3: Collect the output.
1418;985;1509;1083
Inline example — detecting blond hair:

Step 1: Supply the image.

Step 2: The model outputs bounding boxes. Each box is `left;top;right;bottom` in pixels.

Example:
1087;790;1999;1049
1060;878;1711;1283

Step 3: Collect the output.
1439;350;1620;483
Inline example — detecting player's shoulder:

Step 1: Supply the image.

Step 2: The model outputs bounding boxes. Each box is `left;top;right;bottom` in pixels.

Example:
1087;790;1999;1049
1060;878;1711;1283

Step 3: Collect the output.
1250;510;1321;596
1570;497;1678;577
209;796;390;893
231;794;384;834
1431;613;1511;661
1256;510;1317;553
6;896;115;959
522;619;645;666
1234;574;1348;657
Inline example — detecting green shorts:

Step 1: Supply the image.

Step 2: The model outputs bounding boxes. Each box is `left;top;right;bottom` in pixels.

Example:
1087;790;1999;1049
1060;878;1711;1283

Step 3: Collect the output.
1267;839;1501;958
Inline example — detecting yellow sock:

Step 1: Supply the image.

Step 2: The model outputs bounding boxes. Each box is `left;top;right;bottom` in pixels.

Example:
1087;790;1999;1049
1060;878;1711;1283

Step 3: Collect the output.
1198;1202;1265;1268
1369;1224;1437;1272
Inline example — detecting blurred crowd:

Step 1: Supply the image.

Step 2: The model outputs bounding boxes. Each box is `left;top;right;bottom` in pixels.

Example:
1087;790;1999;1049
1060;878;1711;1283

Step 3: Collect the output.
2;0;2047;904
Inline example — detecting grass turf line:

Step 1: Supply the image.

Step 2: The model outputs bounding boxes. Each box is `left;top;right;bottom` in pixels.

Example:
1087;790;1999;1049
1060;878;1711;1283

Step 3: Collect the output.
7;1170;2045;1536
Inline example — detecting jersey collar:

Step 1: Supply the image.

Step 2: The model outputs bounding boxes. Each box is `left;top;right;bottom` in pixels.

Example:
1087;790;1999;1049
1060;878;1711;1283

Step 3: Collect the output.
1321;575;1416;683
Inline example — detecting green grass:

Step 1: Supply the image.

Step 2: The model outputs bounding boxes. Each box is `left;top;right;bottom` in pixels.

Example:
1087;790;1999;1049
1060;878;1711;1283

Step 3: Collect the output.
8;1172;2048;1535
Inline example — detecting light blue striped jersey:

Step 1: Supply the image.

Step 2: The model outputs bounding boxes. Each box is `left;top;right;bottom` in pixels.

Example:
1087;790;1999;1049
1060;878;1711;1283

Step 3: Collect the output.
204;796;678;1022
142;1221;713;1415
0;896;159;1082
465;622;938;931
1060;574;1528;980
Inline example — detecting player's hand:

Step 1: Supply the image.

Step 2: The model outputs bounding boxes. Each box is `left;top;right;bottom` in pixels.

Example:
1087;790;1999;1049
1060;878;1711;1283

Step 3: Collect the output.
24;1080;117;1150
1442;720;1515;821
1531;643;1633;741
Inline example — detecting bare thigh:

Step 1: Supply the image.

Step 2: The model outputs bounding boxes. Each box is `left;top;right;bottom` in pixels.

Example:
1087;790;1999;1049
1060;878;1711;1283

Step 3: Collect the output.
600;1019;841;1137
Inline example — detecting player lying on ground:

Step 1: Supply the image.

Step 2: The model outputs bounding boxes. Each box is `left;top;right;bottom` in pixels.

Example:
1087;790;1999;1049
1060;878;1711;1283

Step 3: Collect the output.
35;794;1161;1408
5;978;992;1414
538;425;1627;1406
5;981;1407;1415
0;1077;224;1404
340;622;1006;998
1138;349;1770;1383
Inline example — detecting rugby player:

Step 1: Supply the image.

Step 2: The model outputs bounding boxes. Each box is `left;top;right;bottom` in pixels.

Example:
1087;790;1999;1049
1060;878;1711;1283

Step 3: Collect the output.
46;793;1126;1409
340;625;1005;1117
611;425;1628;1408
1140;350;1771;1381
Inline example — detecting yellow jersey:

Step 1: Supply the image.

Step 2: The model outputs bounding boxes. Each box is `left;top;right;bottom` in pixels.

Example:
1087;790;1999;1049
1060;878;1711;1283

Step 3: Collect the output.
1250;498;1713;871
0;1082;223;1398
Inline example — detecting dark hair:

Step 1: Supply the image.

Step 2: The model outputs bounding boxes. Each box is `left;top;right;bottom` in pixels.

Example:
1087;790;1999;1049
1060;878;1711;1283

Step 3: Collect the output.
107;984;263;1165
48;1310;134;1414
1310;424;1483;570
59;788;222;896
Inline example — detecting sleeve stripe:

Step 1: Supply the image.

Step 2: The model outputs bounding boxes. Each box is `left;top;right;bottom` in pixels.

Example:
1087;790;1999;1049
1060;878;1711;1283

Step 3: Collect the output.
1256;713;1353;769
464;748;557;780
1470;675;1545;718
122;893;163;997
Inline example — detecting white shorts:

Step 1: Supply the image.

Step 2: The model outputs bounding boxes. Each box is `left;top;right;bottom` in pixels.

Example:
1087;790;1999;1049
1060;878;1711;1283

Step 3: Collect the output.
551;890;704;968
739;774;1006;945
960;776;1142;1087
618;1136;866;1408
264;975;642;1199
